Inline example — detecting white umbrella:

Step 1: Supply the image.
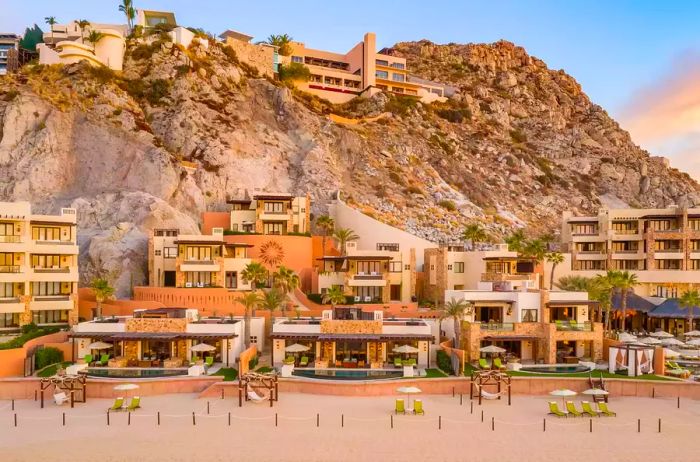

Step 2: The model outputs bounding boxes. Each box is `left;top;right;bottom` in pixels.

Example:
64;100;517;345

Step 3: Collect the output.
582;388;609;396
113;383;139;398
550;389;577;407
480;345;506;354
660;338;684;347
88;341;112;350
393;345;420;354
396;386;422;408
637;337;662;345
663;348;680;358
618;333;637;343
649;331;674;338
683;330;700;337
191;343;216;352
686;339;700;346
285;343;310;353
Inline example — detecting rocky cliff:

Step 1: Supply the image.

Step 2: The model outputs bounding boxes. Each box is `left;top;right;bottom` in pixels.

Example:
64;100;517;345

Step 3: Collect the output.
0;37;697;296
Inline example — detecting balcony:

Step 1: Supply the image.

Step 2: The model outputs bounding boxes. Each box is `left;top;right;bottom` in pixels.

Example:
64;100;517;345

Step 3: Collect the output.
259;211;291;222
180;260;220;272
32;266;70;273
653;250;684;259
30;295;73;311
480;272;534;283
553;320;593;331
574;251;607;260
0;235;22;243
0;297;24;314
349;273;387;287
479;322;515;331
610;230;642;240
0;265;21;273
33;240;79;254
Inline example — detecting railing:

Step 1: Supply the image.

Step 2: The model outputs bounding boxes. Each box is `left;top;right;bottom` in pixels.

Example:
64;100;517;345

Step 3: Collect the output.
553;321;593;331
612;249;640;254
262;210;288;215
183;259;215;264
654;248;682;253
33;295;70;301
0;235;21;243
33;266;71;273
353;274;383;280
0;265;20;273
35;240;75;245
479;322;515;331
0;297;20;303
577;250;606;254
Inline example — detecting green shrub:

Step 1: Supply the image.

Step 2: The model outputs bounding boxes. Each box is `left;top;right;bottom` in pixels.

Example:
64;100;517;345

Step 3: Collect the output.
439;200;457;211
435;107;471;123
278;62;310;82
248;354;259;370
21;322;38;334
436;350;454;375
147;79;171;105
307;293;323;304
36;347;64;370
2;89;19;102
405;185;424;195
384;94;419;116
223;230;261;236
0;326;60;350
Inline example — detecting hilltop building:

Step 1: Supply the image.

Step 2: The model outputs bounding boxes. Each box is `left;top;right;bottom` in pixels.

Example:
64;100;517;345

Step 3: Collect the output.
38;20;126;70
228;192;311;236
0;33;19;75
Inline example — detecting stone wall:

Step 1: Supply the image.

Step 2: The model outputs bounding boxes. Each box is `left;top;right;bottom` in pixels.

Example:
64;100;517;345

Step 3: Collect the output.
224;38;275;78
320;320;382;334
125;318;187;332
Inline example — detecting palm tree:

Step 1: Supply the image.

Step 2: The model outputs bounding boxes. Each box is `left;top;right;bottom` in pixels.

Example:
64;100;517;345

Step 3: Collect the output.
272;265;300;296
679;289;700;332
462;223;488;250
545;252;565;289
236;292;259;348
333;228;359;256
118;0;135;30
505;229;527;252
322;285;346;307
90;278;115;319
44;17;57;45
315;215;335;255
265;34;293;56
86;30;105;52
556;275;591;292
611;270;638;332
589;275;613;328
76;19;91;43
441;298;471;350
258;289;286;337
241;262;267;291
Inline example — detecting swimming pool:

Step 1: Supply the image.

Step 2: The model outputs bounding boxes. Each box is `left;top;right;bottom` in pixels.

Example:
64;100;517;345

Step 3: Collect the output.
87;368;188;378
519;365;592;374
292;369;404;381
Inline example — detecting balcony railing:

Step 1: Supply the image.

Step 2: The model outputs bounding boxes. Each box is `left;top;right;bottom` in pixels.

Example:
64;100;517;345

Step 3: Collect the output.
479;322;515;331
262;210;288;215
553;320;593;331
33;266;71;273
613;249;640;254
183;259;215;264
0;235;21;243
354;273;383;280
0;265;20;273
654;248;682;253
0;297;20;303
35;240;75;245
33;295;70;301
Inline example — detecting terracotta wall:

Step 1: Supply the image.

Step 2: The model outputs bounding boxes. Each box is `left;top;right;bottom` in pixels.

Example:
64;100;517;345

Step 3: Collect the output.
125;318;187;332
133;287;247;317
0;331;69;378
78;288;165;320
238;345;258;376
201;212;230;234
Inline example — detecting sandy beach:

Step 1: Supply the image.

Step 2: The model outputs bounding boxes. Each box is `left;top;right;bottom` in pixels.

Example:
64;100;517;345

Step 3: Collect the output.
1;392;699;462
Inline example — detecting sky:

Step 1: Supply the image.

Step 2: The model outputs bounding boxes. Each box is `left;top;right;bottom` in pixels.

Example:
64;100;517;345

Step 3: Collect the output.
2;0;699;178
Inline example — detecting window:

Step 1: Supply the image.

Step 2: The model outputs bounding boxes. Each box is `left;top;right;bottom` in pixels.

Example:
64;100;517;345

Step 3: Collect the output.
690;260;700;270
0;253;14;266
612;221;637;234
392;87;404;94
454;262;464;273
264;202;284;213
404;264;410;271
375;70;388;79
656;259;681;270
32;226;61;241
33;310;69;325
392;73;405;82
389;261;402;273
231;224;239;231
263;222;284;235
0;313;19;328
376;84;388;90
184;272;213;286
155;250;162;256
521;309;538;322
31;255;60;268
186;246;212;261
356;261;382;274
571;224;598;235
291;56;303;63
689;219;700;231
0;222;16;236
164;247;177;258
376;243;399;251
390;62;405;69
611;260;640;270
574;260;605;270
32;281;64;296
375;59;388;66
0;283;17;297
250;336;258;344
225;271;238;289
655;286;678;298
447;265;452;270
154;229;177;237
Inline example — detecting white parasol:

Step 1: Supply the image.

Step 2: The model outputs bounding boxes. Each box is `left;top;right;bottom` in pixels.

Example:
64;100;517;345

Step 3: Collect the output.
88;341;112;350
393;345;420;354
686;339;700;346
618;333;637;343
396;386;422;407
480;345;506;354
663;348;680;358
660;338;684;347
637;337;662;345
285;343;311;353
683;330;700;337
649;331;674;338
113;383;139;398
550;388;577;407
582;388;609;396
191;343;216;352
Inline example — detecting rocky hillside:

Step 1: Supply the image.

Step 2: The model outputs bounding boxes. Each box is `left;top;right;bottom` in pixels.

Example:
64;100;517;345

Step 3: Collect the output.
0;37;697;296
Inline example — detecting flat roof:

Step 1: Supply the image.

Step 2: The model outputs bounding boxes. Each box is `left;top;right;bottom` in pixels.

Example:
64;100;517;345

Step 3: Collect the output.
253;193;294;200
547;301;597;306
174;239;223;244
69;332;237;340
269;333;433;341
219;29;254;42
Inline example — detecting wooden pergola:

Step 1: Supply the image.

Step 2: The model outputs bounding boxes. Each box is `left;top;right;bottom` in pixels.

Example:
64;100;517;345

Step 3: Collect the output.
469;370;512;405
238;372;279;408
39;373;87;408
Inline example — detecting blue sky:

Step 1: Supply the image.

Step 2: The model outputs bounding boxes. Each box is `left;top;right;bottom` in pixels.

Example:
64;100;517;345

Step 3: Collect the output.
2;1;700;176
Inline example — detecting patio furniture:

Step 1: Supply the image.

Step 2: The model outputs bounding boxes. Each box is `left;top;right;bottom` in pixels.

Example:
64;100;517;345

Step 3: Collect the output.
109;397;124;411
357;360;365;368
53;392;70;406
597;402;616;417
566;401;582;417
581;401;599;417
413;399;424;415
394;399;405;415
285;356;295;365
127;396;141;411
548;401;567;418
403;358;416;367
394;357;403;368
478;358;491;370
83;354;93;365
204;356;214;368
99;354;110;366
299;356;309;367
493;358;506;370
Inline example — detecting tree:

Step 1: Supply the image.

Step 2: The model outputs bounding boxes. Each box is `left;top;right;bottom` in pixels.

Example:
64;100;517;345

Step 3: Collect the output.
236;292;259;348
333;228;359;256
278;63;311;83
521;238;548;262
556;275;591;292
441;298;471;349
315;215;335;255
322;285;346;307
272;265;300;296
611;270;638;332
265;33;293;56
86;30;105;51
241;262;267;291
545;252;565;290
118;0;135;30
76;19;91;43
590;274;614;330
90;278;115;319
44;17;57;45
679;289;700;332
19;25;44;51
505;229;527;252
257;289;285;337
461;223;488;250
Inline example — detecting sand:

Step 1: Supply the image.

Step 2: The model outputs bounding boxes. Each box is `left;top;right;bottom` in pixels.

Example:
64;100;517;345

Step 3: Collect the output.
1;392;699;462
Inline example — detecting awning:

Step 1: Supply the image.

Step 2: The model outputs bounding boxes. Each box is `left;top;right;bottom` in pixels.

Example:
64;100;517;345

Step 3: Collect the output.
648;299;700;319
69;332;237;340
611;292;659;313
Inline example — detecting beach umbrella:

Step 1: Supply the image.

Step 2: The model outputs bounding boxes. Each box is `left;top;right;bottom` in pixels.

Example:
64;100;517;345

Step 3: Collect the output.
88;341;112;350
191;343;216;352
393;345;420;354
582;388;609;397
113;383;139;398
637;337;662;345
660;338;684;347
663;348;680;358
618;333;637;343
683;330;700;337
480;345;506;355
550;389;577;407
686;339;700;346
649;331;673;338
284;343;311;353
396;386;422;407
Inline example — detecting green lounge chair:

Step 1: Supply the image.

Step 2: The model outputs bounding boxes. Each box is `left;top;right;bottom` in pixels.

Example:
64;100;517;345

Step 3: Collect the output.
395;398;405;415
548;401;567;418
479;358;491;370
581;401;598;417
205;356;214;368
83;354;93;365
99;354;110;366
493;358;506;370
394;357;403;368
109;397;124;411
299;356;309;367
413;399;424;415
285;356;295;365
597;402;616;417
569;320;578;330
555;320;566;330
404;358;416;367
566;401;582;417
127;396;141;411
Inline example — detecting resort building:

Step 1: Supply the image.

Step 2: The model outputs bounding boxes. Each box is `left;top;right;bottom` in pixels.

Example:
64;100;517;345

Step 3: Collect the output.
148;228;252;290
228;192;311;236
0;33;19;75
270;305;435;370
135;10;177;29
37;21;127;70
219;29;279;77
281;32;449;104
70;307;250;371
559;206;700;297
0;201;79;331
424;243;542;303
316;241;416;304
445;283;603;364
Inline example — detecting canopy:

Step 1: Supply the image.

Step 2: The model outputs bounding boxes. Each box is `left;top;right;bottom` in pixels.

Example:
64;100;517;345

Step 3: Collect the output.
649;331;674;338
663;348;680;358
549;389;577;397
683;330;700;337
686;339;700;346
618;333;637;343
285;343;310;353
113;384;139;391
582;388;609;396
87;341;112;350
637;337;662;345
660;338;684;346
611;292;659;313
191;343;216;352
648;299;700;319
393;345;420;354
480;345;506;354
396;386;422;394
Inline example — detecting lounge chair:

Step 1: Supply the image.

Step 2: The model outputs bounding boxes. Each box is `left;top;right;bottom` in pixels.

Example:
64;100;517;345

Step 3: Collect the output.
597;402;616;417
478;358;491;370
581;401;598;417
548;401;567;418
404;358;416;367
109;397;124;411
299;356;309;367
53;392;70;406
394;357;403;368
395;398;405;415
493;358;506;370
127;396;141;411
205;356;214;368
99;354;110;366
413;399;424;415
83;354;93;365
566;401;583;417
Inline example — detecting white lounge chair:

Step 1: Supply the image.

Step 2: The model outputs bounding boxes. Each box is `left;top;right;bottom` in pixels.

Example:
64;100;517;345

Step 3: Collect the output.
247;390;266;403
364;296;371;302
354;296;361;302
54;392;70;405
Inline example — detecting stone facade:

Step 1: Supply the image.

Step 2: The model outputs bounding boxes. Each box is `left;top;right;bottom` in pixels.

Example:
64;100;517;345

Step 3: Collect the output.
320;320;383;334
224;38;275;78
125;318;187;332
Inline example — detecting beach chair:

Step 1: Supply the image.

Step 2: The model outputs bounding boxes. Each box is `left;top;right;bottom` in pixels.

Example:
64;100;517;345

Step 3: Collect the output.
395;399;405;415
109;397;124;411
597;402;616;417
493;358;506;370
53;392;70;406
99;354;110;366
285;356;296;365
204;356;214;368
404;358;416;367
83;354;93;365
566;401;583;417
548;401;567;418
479;358;491;370
299;356;309;367
127;396;141;411
581;401;598;417
394;357;403;368
555;320;565;330
413;399;424;415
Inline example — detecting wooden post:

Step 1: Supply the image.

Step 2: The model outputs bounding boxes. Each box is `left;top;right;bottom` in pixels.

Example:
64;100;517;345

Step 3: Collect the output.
41;390;44;409
543;418;546;432
677;396;680;409
228;412;231;426
491;416;494;431
316;413;319;427
341;414;344;428
34;390;37;401
452;386;455;397
275;379;279;402
637;419;640;433
14;413;17;427
652;387;655;398
589;419;592;433
508;383;511;406
390;414;393;429
221;388;224;400
70;391;74;409
469;381;473;401
439;415;442;430
275;413;278;427
62;412;66;426
192;412;196;426
107;410;110;426
470;401;473;414
158;411;161;426
128;411;131;426
12;399;15;411
460;394;463;405
238;385;242;407
658;418;661;433
481;410;484;422
207;401;210;415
